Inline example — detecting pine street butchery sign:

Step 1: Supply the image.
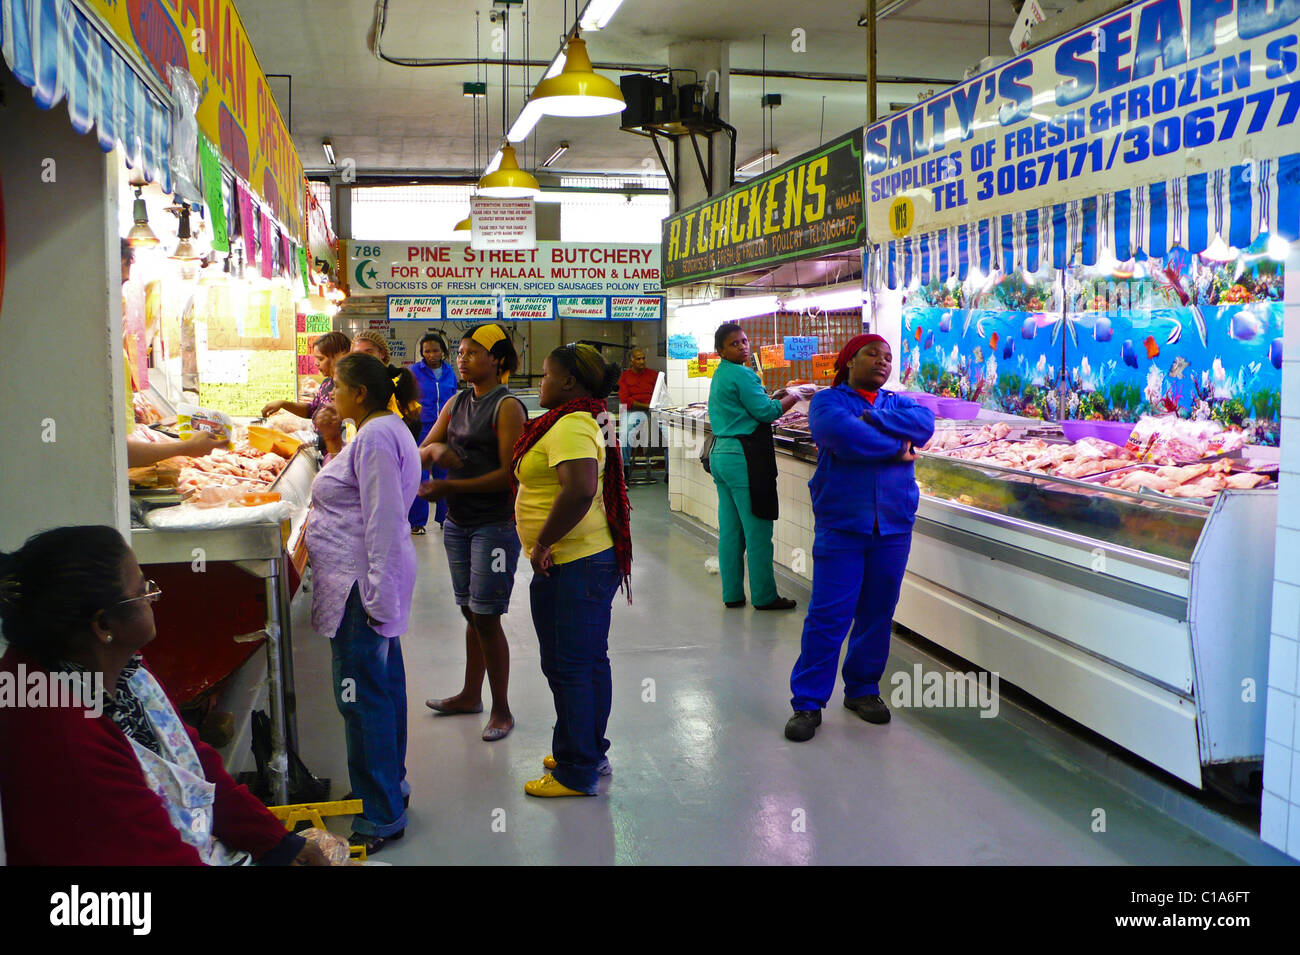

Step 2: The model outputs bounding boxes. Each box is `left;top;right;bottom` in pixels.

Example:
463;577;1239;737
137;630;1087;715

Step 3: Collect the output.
344;241;662;320
865;0;1300;241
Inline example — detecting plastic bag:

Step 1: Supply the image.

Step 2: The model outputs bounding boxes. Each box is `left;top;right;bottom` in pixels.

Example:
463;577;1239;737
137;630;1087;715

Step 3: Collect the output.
295;827;357;866
166;66;202;204
177;403;233;441
144;500;292;530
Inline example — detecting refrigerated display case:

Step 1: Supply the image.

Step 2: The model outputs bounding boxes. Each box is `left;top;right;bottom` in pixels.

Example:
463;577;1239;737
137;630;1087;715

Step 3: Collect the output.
129;447;318;803
660;409;1276;789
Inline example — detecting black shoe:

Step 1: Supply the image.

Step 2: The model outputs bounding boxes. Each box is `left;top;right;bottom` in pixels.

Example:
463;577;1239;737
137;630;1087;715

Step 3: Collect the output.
844;694;891;724
344;790;410;809
348;828;404;855
755;596;797;611
784;709;822;742
724;599;746;608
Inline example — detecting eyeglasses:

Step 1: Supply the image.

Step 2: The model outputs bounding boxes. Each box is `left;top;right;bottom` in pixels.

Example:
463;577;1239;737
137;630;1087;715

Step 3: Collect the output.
117;580;162;607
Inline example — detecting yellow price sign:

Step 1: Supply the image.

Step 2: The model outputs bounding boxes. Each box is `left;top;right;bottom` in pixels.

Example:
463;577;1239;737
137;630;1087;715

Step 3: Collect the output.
889;197;915;238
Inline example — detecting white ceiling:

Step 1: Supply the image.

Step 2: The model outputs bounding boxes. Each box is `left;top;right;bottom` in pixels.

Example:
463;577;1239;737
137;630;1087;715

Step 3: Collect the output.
236;0;1021;178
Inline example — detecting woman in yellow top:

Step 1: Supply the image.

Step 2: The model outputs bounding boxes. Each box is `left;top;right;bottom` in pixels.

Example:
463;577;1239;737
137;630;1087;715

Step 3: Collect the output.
512;344;632;798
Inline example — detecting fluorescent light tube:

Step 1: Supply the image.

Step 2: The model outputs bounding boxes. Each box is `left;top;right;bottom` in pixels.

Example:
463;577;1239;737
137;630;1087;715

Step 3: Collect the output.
737;149;778;174
579;0;624;31
781;286;865;312
507;101;545;142
709;295;780;321
542;142;569;167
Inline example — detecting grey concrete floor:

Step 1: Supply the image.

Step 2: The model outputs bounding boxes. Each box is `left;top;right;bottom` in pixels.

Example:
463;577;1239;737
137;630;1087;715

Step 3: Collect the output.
288;482;1243;865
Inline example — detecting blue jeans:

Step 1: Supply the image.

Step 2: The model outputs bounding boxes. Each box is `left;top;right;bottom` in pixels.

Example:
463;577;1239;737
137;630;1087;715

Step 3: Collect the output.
789;528;912;710
409;420;447;528
529;548;622;792
331;584;409;836
620;411;649;466
442;518;521;615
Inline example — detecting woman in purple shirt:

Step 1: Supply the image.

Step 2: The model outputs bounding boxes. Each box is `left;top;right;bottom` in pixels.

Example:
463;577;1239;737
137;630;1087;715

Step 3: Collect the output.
306;353;421;855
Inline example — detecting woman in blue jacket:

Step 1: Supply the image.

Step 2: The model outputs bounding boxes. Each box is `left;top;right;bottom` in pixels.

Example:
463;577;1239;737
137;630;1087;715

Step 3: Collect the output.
785;333;935;742
410;332;460;533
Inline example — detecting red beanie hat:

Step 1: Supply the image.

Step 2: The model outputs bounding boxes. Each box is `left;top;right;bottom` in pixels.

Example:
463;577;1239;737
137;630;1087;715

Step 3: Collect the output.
833;333;888;387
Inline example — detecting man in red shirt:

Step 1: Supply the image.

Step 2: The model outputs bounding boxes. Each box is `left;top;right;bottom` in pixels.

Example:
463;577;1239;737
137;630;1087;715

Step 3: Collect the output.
617;348;660;469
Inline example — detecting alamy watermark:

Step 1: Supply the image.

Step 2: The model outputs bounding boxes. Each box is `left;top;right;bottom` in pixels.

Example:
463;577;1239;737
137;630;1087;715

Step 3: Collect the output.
0;665;104;718
889;664;1000;718
50;885;151;935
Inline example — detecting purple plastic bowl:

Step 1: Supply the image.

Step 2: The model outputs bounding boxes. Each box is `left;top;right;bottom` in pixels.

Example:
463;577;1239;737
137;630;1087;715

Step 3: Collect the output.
1058;419;1136;446
935;398;981;419
898;391;941;413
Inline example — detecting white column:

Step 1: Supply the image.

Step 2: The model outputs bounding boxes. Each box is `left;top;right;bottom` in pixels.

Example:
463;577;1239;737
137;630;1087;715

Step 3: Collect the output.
667;40;730;210
0;70;130;546
1262;243;1300;860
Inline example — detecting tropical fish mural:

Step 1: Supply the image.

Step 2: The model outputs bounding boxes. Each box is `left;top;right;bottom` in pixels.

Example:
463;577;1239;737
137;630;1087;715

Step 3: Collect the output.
896;258;1283;441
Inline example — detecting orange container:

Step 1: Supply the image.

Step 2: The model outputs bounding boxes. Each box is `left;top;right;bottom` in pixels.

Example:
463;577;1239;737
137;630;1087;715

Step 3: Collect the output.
246;426;277;454
271;433;302;458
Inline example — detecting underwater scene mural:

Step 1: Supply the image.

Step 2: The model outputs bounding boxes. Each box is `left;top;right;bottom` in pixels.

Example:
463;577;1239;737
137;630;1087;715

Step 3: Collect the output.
897;250;1284;444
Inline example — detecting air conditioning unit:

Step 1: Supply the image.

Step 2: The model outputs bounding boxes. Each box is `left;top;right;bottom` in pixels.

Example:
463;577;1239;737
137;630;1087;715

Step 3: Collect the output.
620;75;674;129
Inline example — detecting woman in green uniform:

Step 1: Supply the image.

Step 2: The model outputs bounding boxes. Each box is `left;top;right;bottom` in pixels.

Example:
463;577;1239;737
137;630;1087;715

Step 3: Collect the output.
707;322;802;611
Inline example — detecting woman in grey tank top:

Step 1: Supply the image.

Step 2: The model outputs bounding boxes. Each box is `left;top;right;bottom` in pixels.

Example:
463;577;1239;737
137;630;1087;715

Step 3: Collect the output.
416;325;527;741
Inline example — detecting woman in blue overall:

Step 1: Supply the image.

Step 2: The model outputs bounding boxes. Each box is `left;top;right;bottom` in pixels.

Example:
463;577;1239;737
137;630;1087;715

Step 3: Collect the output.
409;332;459;533
785;334;935;742
707;323;801;611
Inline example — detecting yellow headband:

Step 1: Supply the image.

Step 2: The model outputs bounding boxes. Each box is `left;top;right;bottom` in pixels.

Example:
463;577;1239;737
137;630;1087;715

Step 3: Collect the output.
471;324;507;351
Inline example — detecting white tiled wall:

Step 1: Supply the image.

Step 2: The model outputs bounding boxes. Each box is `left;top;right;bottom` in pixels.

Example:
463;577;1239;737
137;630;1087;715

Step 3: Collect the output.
1263;245;1300;860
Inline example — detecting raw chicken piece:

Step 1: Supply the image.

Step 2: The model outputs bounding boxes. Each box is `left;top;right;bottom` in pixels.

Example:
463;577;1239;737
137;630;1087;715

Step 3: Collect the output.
1114;471;1178;493
1224;472;1269;489
1155;464;1210;483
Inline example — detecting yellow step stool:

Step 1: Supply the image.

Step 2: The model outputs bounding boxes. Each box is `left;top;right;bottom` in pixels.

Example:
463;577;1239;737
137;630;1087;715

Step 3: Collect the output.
267;798;368;862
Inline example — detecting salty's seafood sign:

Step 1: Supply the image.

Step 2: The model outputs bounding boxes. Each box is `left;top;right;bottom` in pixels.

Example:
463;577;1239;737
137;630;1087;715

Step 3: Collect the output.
866;0;1300;239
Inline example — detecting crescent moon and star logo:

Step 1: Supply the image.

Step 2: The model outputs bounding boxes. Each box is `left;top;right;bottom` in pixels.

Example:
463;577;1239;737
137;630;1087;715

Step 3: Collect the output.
354;259;378;290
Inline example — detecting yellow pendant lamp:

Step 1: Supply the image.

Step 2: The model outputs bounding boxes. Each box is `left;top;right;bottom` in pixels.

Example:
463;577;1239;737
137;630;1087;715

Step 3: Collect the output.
477;144;540;198
454;216;471;232
529;35;625;117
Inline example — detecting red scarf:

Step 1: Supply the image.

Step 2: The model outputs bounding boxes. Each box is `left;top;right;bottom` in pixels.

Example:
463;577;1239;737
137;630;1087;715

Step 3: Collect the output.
511;397;633;601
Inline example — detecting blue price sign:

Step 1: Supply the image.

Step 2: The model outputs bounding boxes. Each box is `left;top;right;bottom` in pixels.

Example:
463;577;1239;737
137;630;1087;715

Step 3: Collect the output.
784;336;819;360
668;334;699;359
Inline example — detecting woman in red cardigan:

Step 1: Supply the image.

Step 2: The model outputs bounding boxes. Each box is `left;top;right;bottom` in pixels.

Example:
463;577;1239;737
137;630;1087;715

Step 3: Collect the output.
0;525;327;866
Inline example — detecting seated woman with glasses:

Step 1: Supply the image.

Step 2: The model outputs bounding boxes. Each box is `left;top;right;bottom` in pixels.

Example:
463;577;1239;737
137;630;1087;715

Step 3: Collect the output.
0;525;329;865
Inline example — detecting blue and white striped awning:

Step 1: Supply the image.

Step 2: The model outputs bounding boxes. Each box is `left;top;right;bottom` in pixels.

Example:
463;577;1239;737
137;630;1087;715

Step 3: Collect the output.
876;153;1300;289
1;0;172;191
